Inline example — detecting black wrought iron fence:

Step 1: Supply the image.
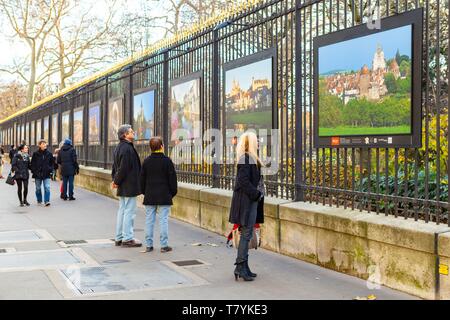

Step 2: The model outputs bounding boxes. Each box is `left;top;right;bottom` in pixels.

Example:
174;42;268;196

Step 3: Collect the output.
0;0;448;225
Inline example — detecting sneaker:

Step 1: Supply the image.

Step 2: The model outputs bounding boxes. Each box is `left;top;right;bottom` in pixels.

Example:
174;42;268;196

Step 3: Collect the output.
24;201;30;207
114;240;122;247
160;246;173;253
20;203;24;207
121;240;142;248
37;202;42;206
45;202;50;207
69;197;76;201
145;247;154;252
60;194;65;199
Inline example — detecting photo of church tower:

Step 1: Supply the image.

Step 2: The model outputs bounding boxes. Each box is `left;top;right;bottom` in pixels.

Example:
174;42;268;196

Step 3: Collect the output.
133;89;155;141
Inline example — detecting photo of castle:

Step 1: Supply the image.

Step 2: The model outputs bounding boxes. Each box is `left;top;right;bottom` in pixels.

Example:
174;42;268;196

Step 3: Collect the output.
73;108;83;145
318;25;412;137
133;90;155;141
225;57;273;132
170;78;200;142
89;105;101;145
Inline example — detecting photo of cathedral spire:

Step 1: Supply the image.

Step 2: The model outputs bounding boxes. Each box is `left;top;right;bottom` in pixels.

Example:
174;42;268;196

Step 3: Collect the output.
318;25;412;137
133;90;155;141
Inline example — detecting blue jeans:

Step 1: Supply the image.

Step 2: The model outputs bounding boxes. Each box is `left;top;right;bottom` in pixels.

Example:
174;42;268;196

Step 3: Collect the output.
115;197;137;242
236;200;258;264
62;175;75;198
35;178;51;203
145;205;171;248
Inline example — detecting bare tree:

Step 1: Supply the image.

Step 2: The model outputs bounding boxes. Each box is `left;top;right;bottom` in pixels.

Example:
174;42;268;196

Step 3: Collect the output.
0;0;67;105
43;0;120;89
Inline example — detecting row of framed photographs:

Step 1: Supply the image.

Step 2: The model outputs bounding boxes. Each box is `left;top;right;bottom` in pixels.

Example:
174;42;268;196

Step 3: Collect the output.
54;48;276;147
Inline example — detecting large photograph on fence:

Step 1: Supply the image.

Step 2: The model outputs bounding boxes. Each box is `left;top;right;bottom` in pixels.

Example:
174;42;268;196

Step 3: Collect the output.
170;75;201;143
314;9;422;148
89;103;101;145
224;50;274;133
108;97;123;143
73;108;83;145
43;117;49;142
52;114;58;145
133;88;155;141
62;111;70;140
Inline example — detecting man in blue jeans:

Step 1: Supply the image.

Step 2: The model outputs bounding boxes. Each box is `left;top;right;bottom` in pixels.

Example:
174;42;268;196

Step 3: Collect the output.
31;140;54;206
112;125;142;248
139;136;177;253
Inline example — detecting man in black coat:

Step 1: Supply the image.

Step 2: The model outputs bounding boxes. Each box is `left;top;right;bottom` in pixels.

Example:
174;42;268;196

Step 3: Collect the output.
57;138;79;201
31;140;55;206
112;124;142;248
139;136;177;253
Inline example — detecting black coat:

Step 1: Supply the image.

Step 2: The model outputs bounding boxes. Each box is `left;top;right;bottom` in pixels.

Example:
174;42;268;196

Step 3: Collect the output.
57;145;78;177
112;140;142;197
9;149;16;162
31;149;54;179
12;153;31;180
140;153;177;205
229;154;264;226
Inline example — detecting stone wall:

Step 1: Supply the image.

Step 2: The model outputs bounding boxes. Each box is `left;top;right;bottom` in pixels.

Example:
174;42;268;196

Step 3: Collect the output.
75;165;450;300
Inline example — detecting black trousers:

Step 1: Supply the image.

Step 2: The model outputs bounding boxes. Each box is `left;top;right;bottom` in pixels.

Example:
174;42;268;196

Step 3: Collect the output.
236;200;258;264
16;178;29;203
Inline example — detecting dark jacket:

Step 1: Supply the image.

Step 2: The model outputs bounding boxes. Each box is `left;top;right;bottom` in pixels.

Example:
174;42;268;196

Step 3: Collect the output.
12;152;31;180
31;149;54;179
9;149;16;162
140;152;177;205
229;154;264;226
57;144;79;177
112;139;141;197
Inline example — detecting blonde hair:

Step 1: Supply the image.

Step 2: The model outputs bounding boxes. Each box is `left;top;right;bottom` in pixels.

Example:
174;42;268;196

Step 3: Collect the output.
236;132;262;166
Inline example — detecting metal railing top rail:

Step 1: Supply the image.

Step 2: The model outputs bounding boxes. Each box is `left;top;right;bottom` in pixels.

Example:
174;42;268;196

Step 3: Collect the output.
0;0;272;125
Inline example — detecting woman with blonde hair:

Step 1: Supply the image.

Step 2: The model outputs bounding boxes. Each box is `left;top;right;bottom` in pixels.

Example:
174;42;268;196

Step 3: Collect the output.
229;132;265;281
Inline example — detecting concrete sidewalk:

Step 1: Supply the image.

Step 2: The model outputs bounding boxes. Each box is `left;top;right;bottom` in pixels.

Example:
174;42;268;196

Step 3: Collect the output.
0;164;417;300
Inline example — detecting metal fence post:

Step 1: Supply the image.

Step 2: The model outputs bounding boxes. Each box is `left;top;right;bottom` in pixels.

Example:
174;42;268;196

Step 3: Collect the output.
104;77;109;170
294;0;304;202
212;28;220;189
163;50;169;154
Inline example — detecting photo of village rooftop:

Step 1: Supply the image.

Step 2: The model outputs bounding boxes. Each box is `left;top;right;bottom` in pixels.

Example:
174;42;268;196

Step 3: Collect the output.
318;25;413;137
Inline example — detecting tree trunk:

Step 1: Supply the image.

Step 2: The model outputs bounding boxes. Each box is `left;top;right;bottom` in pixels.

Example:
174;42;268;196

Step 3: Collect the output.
26;44;37;106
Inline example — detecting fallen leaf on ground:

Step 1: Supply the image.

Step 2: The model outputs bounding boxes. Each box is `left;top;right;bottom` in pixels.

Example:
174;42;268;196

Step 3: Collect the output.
206;243;219;247
191;243;202;246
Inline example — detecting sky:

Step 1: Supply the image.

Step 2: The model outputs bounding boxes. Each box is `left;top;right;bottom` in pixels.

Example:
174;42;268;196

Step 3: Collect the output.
0;0;167;85
225;58;272;93
319;25;412;74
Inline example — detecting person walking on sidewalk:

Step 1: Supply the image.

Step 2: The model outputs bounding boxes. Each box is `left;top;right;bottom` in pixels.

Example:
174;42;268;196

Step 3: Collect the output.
112;125;142;248
57;139;79;201
229;132;265;282
0;145;5;179
9;145;16;163
31;140;55;207
140;136;177;253
12;144;31;207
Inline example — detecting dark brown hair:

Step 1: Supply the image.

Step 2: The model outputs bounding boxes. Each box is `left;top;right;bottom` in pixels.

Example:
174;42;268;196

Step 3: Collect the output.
149;136;163;152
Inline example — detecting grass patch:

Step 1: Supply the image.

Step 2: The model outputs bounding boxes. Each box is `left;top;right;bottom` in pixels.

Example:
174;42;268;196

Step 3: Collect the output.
319;125;411;137
226;110;272;127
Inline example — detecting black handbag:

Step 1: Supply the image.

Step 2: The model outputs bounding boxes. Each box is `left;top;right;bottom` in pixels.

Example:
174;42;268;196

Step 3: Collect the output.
6;172;15;186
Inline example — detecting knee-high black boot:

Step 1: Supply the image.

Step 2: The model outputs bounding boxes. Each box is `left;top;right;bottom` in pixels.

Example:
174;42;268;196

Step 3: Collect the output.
234;261;254;281
244;257;257;278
